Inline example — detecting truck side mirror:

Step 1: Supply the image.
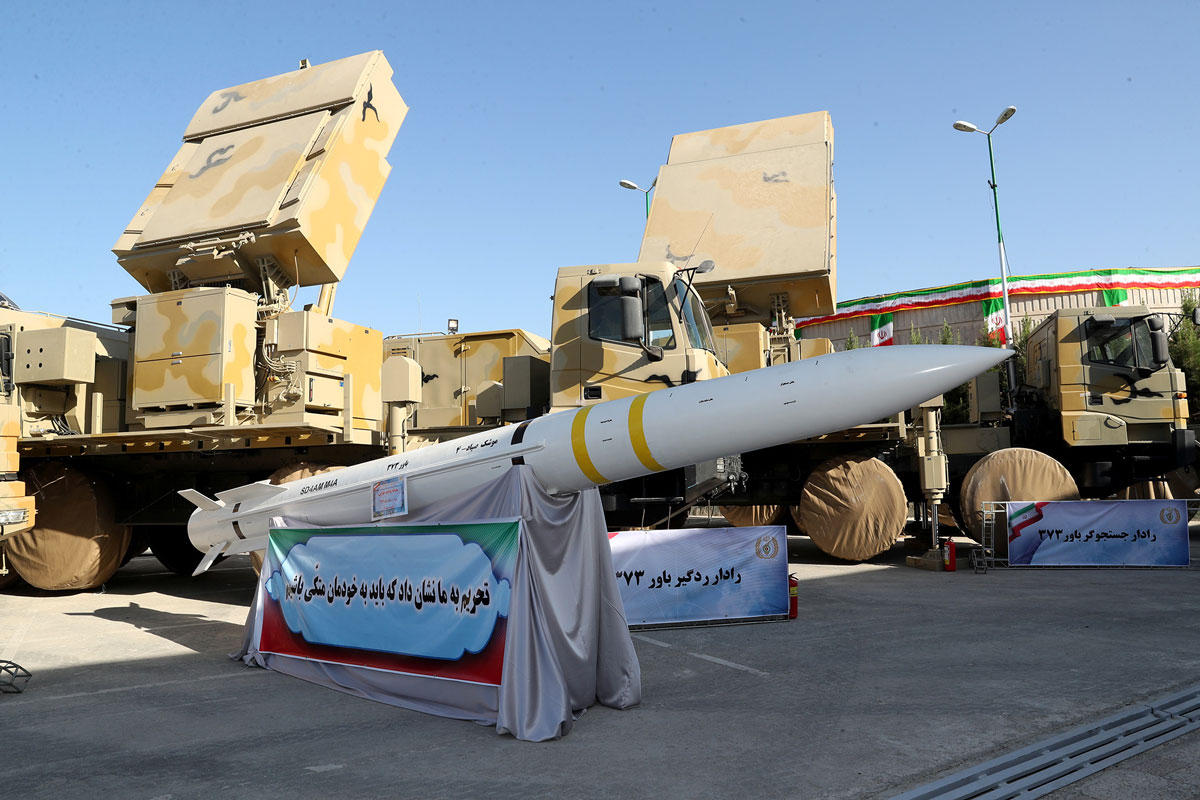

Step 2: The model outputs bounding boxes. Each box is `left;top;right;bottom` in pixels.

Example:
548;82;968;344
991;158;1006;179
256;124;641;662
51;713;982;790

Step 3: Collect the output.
1192;307;1200;327
1151;329;1170;369
620;295;644;342
1146;315;1164;332
619;278;664;361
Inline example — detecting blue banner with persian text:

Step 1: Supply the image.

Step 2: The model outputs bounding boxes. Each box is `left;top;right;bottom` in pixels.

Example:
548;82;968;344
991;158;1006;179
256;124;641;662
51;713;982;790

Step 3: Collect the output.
1006;500;1189;567
259;521;519;685
608;526;788;626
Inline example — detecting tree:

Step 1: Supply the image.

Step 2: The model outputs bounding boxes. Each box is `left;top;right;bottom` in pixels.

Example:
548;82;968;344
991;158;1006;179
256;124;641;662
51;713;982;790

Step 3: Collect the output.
973;316;1032;403
909;322;923;345
938;320;960;346
844;328;860;350
1013;316;1033;385
1169;291;1200;421
938;321;970;423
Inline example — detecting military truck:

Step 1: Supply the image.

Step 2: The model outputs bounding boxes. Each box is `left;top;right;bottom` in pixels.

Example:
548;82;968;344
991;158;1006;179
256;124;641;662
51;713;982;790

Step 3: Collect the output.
629;112;1199;553
0;52;425;590
393;111;1196;561
386;258;738;528
945;305;1196;538
389;112;947;554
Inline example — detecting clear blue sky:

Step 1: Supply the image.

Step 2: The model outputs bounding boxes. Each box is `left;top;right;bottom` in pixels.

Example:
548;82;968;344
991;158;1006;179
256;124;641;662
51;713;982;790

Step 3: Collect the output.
3;1;1197;339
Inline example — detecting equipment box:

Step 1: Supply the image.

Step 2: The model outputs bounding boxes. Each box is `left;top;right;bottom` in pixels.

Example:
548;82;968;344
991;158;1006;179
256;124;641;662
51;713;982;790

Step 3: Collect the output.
13;327;97;386
132;287;256;409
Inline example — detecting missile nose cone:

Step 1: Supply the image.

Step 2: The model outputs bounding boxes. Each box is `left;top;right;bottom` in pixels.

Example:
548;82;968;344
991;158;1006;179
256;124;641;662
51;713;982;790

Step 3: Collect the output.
810;344;1012;418
903;344;1013;389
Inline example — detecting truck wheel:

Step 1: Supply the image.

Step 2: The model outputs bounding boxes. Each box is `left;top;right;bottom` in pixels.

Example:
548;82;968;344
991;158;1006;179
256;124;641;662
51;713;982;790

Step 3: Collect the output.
958;447;1080;542
787;506;808;536
1111;478;1173;500
1166;465;1200;516
121;528;151;567
0;547;25;591
149;526;205;575
794;455;907;561
719;505;785;527
6;461;131;591
248;462;343;575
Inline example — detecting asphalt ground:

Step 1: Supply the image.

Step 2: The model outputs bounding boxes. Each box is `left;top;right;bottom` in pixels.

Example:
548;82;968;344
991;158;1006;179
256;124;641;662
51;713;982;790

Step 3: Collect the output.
2;529;1199;799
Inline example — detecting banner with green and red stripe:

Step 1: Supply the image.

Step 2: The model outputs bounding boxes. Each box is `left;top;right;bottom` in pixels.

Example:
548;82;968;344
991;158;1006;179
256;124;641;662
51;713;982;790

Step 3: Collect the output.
796;267;1200;330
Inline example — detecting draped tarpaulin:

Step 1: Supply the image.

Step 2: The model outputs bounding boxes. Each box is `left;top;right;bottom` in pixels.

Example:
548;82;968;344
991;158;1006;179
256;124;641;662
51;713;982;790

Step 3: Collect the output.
233;466;641;741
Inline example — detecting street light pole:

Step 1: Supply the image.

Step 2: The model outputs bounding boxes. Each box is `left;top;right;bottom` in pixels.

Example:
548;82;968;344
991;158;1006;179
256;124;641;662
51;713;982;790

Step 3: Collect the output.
954;106;1018;393
619;177;656;218
985;128;1014;351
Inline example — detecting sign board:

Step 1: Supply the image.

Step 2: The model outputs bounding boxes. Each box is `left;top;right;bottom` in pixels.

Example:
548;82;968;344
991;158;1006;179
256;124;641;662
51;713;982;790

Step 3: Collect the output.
258;520;519;686
371;476;407;519
608;526;788;627
1006;500;1189;567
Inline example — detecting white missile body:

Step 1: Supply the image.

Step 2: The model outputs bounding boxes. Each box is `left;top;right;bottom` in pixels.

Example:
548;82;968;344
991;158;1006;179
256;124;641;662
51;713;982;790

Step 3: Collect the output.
182;345;1010;572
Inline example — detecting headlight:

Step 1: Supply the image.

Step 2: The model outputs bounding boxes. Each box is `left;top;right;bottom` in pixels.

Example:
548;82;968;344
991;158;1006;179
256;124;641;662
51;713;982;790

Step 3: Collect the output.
0;509;29;525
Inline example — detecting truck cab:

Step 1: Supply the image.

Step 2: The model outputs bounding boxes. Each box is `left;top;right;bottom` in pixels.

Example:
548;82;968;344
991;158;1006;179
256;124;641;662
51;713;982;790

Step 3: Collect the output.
550;262;728;409
1015;306;1193;492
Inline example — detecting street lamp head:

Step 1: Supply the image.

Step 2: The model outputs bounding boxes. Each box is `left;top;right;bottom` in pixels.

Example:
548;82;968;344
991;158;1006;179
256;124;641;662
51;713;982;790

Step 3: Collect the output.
619;179;641;191
953;120;979;133
994;106;1017;126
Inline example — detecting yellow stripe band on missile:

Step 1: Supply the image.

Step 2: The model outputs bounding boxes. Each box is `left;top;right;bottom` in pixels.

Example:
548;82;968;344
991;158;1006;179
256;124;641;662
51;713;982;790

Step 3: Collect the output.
570;406;609;484
628;394;666;472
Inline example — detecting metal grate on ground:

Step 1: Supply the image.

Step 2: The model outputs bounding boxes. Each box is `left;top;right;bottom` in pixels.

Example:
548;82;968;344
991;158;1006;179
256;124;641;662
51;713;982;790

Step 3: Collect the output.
889;684;1200;800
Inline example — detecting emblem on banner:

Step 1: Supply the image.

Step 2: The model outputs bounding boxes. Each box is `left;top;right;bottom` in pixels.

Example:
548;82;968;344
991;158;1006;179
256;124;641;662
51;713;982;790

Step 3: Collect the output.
755;535;780;559
1160;506;1181;525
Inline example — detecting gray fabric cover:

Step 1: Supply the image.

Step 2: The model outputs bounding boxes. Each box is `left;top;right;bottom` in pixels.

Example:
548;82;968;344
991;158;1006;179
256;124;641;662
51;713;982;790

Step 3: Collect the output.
233;466;641;741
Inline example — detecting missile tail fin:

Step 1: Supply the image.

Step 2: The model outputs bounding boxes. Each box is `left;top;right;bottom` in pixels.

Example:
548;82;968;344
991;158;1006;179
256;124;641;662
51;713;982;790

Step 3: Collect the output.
191;541;229;576
216;481;290;506
178;489;224;512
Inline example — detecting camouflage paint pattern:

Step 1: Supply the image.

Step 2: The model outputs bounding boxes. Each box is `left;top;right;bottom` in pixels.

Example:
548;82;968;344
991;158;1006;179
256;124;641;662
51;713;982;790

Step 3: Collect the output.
713;323;769;374
551;263;728;410
798;338;834;359
386;330;550;429
1023;307;1186;447
114;51;406;291
0;404;34;535
131;288;257;409
266;310;383;428
0;308;128;440
638;111;837;322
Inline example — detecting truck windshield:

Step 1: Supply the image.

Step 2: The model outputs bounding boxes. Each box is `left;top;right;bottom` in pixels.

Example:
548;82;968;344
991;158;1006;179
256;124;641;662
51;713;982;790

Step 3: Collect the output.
1086;318;1155;370
672;278;718;355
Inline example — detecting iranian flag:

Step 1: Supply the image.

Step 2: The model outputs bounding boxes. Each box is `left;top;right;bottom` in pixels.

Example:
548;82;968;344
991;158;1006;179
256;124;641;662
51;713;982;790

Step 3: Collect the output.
982;297;1007;344
869;313;894;346
1008;501;1049;542
1102;288;1130;307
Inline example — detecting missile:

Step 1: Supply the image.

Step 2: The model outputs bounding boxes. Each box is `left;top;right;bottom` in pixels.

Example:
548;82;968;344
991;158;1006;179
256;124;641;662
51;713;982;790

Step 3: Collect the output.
181;345;1011;573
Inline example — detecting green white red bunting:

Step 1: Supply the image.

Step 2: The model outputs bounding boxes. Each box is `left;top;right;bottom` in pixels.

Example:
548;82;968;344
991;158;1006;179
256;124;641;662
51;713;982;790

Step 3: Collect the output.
869;313;893;346
795;267;1200;329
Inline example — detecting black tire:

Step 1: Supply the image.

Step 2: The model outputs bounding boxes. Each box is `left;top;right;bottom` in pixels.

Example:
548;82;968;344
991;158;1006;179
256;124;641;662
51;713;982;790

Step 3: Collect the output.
148;526;205;576
121;528;152;567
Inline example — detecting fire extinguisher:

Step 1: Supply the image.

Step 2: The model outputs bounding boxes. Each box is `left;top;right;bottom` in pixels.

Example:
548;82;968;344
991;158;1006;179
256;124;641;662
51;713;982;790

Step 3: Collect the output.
942;539;957;572
788;574;799;619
